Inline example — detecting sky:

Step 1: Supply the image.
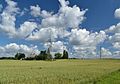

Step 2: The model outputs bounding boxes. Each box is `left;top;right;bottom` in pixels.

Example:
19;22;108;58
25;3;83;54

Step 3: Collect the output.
0;0;120;58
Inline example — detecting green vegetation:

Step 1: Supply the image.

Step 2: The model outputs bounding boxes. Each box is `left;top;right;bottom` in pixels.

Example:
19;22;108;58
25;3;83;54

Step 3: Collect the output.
0;59;119;84
54;53;62;59
15;53;25;60
97;69;120;84
35;50;49;60
62;50;68;59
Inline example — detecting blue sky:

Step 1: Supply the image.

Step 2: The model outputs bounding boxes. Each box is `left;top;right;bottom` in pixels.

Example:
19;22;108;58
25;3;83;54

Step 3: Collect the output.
1;0;120;31
0;0;120;58
12;0;120;31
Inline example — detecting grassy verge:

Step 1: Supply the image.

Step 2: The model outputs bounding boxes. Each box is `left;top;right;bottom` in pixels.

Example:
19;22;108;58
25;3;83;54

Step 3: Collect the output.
96;69;120;84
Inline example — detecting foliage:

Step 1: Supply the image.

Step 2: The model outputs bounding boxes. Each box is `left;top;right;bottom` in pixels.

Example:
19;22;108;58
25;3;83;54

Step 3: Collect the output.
15;53;25;60
35;50;52;60
25;57;35;60
54;53;62;59
97;69;120;84
62;50;68;59
0;57;15;60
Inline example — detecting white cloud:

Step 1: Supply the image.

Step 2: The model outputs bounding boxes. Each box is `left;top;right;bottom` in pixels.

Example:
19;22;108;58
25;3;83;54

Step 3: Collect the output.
101;47;112;58
0;43;39;57
113;42;120;50
59;0;69;7
5;0;20;14
69;29;106;46
0;0;87;40
1;0;118;58
44;41;67;55
0;0;38;39
115;8;120;19
28;0;88;45
105;23;120;50
16;21;37;38
27;27;58;42
30;5;41;17
0;0;19;37
30;5;52;18
69;29;107;58
105;23;120;33
100;8;120;51
41;1;87;28
72;45;97;58
111;33;120;42
113;51;120;58
0;12;16;36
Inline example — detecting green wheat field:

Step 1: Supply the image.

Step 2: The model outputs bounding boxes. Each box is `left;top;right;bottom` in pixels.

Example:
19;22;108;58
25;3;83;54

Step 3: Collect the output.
0;59;120;84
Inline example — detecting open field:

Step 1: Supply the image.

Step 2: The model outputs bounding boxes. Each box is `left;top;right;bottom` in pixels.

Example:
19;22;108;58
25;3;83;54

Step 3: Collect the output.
0;59;120;84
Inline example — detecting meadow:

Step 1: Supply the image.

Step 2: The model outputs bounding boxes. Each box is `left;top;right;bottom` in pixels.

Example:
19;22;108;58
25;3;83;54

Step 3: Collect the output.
0;59;119;84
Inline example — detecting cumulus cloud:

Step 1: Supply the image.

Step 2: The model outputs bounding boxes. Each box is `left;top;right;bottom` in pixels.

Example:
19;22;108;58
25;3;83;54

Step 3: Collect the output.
72;45;97;58
30;5;52;18
0;43;39;57
0;0;87;41
105;22;120;51
1;0;118;58
15;21;37;38
30;5;41;17
41;2;87;28
27;0;87;42
0;0;38;39
0;0;19;36
101;47;112;58
69;28;107;58
115;8;120;19
27;27;58;42
44;41;67;56
113;42;120;49
105;23;120;33
69;29;106;46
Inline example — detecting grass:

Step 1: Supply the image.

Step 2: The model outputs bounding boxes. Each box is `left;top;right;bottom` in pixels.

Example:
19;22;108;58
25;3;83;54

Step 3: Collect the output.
0;59;119;84
97;69;120;84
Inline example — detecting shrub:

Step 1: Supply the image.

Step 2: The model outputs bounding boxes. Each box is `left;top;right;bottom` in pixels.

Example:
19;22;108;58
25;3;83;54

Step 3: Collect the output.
15;53;25;60
54;53;62;59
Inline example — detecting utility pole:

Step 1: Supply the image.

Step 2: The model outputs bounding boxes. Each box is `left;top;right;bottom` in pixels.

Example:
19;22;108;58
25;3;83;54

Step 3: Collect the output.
62;27;65;54
100;46;102;59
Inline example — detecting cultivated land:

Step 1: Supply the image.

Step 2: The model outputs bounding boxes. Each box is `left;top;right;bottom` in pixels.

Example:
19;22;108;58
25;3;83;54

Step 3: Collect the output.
0;59;120;84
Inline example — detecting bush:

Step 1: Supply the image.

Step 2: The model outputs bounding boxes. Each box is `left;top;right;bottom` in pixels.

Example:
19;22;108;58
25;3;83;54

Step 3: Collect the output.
25;57;35;60
15;53;25;60
35;50;48;60
54;53;62;59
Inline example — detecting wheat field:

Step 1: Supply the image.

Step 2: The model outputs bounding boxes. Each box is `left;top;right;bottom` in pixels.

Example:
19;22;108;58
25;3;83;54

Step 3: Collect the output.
0;59;119;84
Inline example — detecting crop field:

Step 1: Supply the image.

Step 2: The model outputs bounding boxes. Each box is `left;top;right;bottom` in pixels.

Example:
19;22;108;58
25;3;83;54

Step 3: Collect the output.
0;59;120;84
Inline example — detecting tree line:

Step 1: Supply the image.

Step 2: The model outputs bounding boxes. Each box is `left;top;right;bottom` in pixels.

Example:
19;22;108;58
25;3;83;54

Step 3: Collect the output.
0;50;68;60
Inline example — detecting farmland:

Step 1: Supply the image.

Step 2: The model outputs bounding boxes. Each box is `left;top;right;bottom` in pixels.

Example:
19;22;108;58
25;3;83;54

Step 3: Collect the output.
0;59;119;84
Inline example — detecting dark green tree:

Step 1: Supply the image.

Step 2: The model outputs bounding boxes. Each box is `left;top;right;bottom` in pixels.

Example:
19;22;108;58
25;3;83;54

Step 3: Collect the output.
35;50;47;60
15;53;25;60
62;50;68;59
54;53;62;59
35;50;52;60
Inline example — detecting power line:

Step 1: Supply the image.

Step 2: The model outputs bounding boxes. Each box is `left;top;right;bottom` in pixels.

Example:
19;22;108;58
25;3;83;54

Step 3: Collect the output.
46;28;52;57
